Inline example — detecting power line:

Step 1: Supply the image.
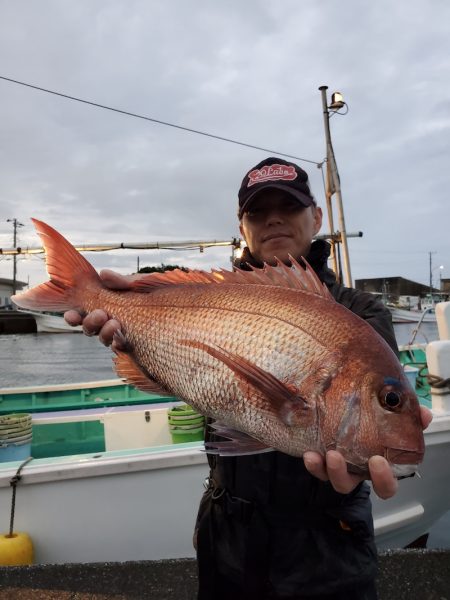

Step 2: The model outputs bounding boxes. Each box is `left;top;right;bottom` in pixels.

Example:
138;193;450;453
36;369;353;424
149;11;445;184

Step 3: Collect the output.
0;75;321;165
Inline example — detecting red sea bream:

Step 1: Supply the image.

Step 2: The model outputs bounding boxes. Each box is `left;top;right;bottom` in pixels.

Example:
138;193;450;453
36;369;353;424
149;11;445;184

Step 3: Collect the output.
12;219;425;478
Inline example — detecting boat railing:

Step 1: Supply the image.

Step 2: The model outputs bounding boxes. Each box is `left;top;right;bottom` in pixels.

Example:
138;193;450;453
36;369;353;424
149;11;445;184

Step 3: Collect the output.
408;307;436;345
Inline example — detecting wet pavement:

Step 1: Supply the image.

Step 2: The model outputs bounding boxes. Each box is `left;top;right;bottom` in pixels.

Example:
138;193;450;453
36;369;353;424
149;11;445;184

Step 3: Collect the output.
0;550;449;599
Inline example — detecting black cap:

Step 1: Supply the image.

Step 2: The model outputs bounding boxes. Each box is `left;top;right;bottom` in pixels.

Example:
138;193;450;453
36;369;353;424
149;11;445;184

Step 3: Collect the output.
238;157;315;219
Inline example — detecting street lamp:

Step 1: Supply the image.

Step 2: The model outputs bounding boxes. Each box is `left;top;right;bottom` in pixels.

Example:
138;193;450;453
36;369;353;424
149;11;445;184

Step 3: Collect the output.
438;265;444;292
329;92;345;110
318;86;352;287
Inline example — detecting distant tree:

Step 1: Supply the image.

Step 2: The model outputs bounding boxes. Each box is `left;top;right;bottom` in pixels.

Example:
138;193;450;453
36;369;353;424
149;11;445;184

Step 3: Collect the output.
138;264;189;274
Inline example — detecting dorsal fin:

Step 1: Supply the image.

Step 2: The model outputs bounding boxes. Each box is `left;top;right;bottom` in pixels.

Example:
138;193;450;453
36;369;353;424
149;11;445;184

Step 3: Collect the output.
129;255;334;301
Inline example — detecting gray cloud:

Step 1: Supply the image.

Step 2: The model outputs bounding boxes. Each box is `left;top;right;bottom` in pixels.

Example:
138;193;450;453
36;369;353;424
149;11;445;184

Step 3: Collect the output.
0;0;449;289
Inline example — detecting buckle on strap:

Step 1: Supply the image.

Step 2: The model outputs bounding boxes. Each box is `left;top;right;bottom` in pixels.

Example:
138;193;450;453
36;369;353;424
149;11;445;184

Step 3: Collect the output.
211;487;226;501
204;476;255;522
203;476;225;500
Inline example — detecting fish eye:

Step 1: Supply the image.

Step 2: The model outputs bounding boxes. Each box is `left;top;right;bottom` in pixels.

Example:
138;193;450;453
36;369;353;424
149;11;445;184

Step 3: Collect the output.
379;387;403;411
385;391;401;408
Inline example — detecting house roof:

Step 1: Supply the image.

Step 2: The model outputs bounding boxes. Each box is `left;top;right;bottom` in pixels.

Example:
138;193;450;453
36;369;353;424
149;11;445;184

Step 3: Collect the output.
0;278;28;289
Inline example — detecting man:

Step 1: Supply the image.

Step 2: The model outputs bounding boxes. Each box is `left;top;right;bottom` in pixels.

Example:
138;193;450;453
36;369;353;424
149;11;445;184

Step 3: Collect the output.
66;157;431;599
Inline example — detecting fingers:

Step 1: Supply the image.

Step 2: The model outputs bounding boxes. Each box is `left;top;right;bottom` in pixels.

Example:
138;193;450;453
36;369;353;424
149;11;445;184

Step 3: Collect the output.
81;309;109;337
420;405;433;430
65;306;123;347
100;269;134;290
83;312;121;347
304;450;399;499
325;450;363;494
368;455;398;499
304;450;362;493
99;319;122;347
64;310;84;326
303;451;329;482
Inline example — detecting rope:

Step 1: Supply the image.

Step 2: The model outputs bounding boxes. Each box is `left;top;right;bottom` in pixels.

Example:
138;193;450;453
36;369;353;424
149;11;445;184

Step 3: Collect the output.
8;456;33;537
427;373;450;391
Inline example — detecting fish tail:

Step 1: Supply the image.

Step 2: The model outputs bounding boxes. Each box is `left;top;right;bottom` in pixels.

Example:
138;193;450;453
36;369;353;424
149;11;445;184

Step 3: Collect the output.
11;218;102;312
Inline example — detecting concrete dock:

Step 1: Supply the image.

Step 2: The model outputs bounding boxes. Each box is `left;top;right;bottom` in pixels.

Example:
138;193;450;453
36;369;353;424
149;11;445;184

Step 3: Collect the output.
0;550;449;599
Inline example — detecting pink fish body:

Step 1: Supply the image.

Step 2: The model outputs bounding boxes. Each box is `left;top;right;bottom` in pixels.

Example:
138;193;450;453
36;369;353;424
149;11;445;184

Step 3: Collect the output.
13;219;425;477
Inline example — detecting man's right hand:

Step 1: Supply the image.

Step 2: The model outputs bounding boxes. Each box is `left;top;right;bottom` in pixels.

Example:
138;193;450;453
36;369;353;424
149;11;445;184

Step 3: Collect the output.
64;269;132;349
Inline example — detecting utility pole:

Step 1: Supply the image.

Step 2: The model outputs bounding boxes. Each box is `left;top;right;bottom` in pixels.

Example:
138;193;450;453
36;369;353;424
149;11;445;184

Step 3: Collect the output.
429;251;436;299
318;86;352;287
6;218;24;295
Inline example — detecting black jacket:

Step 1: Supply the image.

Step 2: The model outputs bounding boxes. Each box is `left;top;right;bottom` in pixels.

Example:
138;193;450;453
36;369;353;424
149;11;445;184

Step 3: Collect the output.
196;240;398;598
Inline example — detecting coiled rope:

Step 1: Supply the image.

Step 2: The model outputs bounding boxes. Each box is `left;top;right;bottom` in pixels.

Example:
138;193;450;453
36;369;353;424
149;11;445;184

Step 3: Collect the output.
427;374;450;391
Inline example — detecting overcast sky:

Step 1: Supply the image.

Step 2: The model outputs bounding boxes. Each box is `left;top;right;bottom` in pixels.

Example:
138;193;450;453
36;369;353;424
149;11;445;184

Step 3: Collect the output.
0;0;449;290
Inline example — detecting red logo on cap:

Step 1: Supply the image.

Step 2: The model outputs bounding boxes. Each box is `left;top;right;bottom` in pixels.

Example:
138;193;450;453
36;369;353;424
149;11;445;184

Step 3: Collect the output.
247;164;297;187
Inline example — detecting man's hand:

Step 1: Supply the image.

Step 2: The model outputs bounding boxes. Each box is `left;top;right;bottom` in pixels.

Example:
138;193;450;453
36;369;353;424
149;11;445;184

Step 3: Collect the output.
64;269;131;350
304;405;433;499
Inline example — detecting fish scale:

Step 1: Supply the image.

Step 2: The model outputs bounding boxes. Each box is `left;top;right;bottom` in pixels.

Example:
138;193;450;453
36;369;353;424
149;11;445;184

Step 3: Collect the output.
120;294;324;389
78;286;359;452
12;219;425;476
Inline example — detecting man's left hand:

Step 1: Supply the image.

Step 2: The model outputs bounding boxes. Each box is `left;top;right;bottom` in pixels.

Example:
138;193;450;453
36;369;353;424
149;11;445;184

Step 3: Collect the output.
303;405;433;499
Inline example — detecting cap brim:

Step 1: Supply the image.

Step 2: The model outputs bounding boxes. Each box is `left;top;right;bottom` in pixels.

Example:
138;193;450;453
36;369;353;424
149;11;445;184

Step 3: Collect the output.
239;183;315;218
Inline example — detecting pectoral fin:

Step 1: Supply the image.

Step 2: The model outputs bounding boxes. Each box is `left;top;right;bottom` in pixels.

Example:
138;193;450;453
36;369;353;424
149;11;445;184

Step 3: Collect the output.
180;339;312;427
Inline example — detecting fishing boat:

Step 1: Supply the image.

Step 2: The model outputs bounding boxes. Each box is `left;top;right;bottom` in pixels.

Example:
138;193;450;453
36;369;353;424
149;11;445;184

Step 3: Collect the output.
0;378;178;416
388;306;436;324
0;303;449;563
16;309;83;333
387;292;450;323
0;379;182;459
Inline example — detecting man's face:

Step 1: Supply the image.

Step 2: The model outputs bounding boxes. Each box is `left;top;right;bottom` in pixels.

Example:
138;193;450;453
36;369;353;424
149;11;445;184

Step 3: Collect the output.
239;189;323;265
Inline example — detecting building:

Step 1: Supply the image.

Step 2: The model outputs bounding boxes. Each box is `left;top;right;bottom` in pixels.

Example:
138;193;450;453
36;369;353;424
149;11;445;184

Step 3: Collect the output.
355;276;445;308
441;278;450;295
0;278;28;308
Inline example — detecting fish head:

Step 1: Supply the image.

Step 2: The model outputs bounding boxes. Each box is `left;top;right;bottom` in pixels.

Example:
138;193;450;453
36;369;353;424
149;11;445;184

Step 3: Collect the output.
327;361;425;477
371;368;425;472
